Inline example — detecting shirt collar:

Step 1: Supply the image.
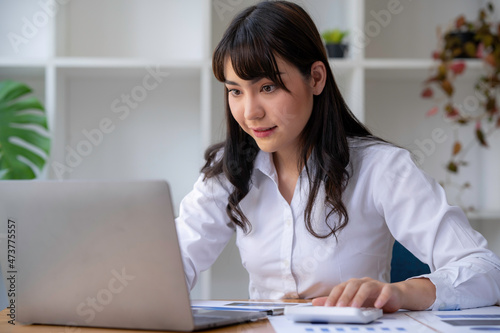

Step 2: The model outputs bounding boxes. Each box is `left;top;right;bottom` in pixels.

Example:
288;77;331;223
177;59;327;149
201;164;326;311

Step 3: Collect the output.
251;150;315;189
252;150;278;189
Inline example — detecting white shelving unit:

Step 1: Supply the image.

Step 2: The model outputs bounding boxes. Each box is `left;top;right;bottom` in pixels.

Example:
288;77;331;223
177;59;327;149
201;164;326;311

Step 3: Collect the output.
0;0;211;207
1;0;499;301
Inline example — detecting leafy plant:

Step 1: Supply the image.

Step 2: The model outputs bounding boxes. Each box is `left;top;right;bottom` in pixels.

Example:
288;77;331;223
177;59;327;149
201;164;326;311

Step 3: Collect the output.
0;80;50;179
321;29;348;44
421;2;500;211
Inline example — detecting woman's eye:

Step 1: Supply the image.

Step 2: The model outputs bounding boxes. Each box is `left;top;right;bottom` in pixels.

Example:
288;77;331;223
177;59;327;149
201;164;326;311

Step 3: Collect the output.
262;84;276;93
228;89;241;96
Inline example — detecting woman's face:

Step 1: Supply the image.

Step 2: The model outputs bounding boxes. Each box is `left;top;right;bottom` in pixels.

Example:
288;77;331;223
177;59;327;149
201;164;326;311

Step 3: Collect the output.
224;57;322;158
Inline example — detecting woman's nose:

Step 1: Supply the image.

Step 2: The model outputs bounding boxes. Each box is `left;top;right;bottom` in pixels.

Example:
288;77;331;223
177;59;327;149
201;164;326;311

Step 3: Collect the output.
243;96;265;120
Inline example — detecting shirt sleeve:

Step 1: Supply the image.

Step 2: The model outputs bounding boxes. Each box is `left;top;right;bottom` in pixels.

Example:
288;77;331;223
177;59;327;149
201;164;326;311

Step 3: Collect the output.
175;173;235;291
374;147;500;310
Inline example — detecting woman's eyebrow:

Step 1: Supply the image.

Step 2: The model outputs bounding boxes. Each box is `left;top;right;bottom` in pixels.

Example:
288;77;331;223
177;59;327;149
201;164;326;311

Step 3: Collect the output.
225;74;284;86
224;78;263;85
224;79;241;86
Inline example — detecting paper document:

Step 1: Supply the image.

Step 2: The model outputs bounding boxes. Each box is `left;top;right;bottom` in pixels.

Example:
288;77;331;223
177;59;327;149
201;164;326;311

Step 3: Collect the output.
191;300;307;315
269;306;500;332
407;306;500;332
269;311;427;332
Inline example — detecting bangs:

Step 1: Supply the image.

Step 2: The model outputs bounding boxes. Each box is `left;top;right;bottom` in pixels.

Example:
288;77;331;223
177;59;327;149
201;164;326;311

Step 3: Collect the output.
212;14;288;91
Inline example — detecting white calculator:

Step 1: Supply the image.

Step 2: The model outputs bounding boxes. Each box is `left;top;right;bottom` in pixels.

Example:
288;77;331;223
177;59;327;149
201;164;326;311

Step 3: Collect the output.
284;305;383;324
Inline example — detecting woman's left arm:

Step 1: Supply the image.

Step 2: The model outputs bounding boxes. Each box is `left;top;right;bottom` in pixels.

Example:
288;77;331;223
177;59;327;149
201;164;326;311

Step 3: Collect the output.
374;149;500;311
315;147;500;311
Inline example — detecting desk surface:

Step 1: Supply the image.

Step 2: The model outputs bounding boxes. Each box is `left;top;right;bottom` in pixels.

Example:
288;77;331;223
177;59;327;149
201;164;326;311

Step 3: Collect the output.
3;304;500;333
0;308;276;332
0;300;295;333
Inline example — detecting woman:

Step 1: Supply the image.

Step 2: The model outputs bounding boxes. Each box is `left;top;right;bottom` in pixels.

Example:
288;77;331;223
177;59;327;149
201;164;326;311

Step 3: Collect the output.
175;1;500;312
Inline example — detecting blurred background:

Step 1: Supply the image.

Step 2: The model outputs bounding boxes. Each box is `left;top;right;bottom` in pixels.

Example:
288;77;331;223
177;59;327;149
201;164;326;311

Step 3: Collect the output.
0;0;499;302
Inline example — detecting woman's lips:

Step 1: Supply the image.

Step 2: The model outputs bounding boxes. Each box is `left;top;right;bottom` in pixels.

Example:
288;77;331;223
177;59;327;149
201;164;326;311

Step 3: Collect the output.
252;126;277;138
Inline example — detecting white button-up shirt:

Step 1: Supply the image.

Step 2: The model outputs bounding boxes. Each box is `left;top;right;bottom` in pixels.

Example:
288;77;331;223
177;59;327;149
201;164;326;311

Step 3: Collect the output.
175;141;500;310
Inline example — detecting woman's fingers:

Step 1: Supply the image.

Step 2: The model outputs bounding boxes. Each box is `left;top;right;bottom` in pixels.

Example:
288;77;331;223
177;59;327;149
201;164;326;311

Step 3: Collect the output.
334;279;365;307
312;277;403;311
374;283;393;308
311;296;327;306
322;280;350;306
349;279;381;308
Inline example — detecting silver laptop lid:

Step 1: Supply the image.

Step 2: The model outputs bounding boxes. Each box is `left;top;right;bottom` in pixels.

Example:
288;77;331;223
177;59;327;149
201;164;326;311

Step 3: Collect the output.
0;180;196;331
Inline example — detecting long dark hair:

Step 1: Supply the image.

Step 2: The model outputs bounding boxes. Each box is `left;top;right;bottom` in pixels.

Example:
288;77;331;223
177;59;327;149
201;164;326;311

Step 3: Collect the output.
203;0;379;238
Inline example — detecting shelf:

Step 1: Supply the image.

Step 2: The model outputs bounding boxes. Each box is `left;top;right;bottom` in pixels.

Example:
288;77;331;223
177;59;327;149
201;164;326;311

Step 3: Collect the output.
329;59;360;69
364;59;486;81
53;58;202;81
0;65;45;79
0;58;48;68
469;211;500;222
1;57;485;82
53;57;205;70
364;59;433;69
0;57;205;80
366;58;484;70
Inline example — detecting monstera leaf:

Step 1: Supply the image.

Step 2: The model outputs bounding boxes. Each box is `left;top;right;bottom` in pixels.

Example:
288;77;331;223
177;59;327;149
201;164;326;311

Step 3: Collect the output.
0;80;50;179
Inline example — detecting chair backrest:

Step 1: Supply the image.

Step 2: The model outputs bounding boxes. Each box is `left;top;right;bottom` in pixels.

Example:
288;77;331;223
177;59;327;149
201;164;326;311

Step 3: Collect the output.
390;241;430;282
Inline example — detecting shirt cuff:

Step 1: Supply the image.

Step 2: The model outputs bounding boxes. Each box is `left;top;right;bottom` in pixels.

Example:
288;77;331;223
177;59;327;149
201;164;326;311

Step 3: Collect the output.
410;272;461;311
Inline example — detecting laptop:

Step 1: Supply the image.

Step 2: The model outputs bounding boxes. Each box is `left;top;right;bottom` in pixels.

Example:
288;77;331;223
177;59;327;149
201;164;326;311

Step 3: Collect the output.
0;180;265;331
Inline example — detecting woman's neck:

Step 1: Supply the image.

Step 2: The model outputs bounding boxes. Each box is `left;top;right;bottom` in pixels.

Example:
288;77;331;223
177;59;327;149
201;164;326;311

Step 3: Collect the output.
272;149;302;205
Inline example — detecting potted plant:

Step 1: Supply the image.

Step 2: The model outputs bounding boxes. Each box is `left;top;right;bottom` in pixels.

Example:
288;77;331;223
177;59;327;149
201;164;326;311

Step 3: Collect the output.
322;29;349;58
421;2;499;212
0;80;51;179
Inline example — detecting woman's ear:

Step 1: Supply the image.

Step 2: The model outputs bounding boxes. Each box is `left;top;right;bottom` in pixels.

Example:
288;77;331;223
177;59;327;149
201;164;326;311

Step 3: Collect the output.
310;61;327;95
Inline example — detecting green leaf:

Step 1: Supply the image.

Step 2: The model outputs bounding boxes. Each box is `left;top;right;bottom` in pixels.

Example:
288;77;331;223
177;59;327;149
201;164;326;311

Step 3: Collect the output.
464;42;477;58
476;127;488;147
0;96;44;114
0;163;35;180
2;143;46;169
447;161;459;173
322;29;348;44
0;80;50;179
5;127;51;154
0;81;32;104
10;112;48;129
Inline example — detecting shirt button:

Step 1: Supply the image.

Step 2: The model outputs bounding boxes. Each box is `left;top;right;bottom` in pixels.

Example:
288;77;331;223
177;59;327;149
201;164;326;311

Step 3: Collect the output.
285;219;292;227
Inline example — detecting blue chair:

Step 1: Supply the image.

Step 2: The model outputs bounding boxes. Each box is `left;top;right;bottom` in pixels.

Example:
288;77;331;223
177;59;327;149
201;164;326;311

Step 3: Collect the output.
391;241;430;282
